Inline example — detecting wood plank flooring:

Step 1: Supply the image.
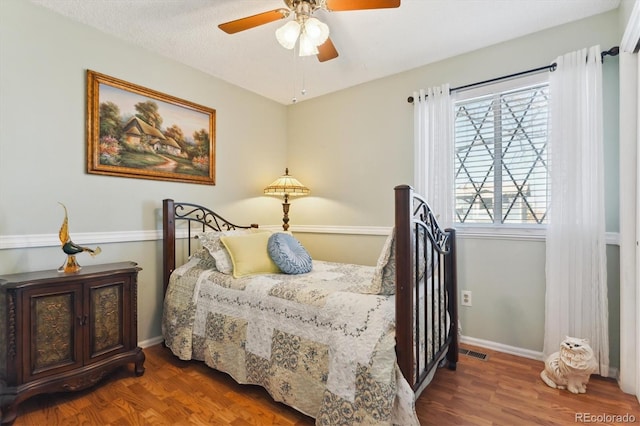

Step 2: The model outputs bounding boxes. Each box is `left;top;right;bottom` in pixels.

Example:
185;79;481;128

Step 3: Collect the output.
11;344;640;425
418;345;640;426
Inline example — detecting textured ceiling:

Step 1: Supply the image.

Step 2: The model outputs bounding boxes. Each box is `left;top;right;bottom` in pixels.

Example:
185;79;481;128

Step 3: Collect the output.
32;0;620;105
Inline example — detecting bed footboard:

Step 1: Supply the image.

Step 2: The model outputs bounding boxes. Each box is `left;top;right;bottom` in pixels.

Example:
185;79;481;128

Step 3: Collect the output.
394;185;458;394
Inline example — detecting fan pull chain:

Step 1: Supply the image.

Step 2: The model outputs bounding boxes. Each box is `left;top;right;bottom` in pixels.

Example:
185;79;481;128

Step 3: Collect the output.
301;59;307;96
292;46;298;103
291;45;308;104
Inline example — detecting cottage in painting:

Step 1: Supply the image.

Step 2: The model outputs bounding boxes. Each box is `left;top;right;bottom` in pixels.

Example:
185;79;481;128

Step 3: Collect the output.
123;116;182;156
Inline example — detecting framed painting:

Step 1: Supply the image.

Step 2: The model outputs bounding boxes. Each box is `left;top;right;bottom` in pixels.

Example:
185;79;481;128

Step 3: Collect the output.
86;70;216;185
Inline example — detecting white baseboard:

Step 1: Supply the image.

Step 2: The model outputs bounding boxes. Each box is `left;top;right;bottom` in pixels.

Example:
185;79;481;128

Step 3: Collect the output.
460;335;544;361
138;335;164;348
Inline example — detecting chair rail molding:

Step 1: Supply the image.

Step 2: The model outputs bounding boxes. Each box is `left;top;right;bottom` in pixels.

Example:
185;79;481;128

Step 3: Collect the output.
0;228;622;250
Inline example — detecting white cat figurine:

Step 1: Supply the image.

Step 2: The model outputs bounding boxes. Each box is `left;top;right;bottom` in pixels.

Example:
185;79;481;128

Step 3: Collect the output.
540;336;597;394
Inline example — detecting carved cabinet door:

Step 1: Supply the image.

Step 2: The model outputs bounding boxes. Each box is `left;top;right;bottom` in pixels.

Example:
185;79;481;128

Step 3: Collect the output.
23;283;84;382
85;275;132;363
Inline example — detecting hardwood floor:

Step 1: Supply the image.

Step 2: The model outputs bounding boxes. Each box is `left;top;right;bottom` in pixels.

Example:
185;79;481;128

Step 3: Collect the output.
11;344;639;425
418;346;640;426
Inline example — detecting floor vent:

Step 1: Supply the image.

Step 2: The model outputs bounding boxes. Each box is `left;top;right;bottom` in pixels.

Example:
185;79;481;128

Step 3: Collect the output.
459;348;489;361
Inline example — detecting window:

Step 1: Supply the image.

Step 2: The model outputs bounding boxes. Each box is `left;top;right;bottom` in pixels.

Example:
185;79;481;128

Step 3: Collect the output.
454;80;550;226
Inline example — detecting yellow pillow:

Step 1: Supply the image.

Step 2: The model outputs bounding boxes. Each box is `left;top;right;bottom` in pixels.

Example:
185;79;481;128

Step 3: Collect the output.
220;232;281;278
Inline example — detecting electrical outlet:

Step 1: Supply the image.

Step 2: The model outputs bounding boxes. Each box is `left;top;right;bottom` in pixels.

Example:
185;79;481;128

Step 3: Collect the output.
461;290;472;307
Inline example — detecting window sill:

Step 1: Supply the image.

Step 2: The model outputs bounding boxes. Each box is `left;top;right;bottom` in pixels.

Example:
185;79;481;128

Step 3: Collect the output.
455;225;546;242
455;225;620;246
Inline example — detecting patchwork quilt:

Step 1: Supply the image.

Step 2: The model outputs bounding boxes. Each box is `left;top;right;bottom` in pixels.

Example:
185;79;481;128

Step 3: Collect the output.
162;255;420;425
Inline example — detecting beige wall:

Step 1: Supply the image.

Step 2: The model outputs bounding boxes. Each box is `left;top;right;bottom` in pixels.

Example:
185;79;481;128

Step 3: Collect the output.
0;0;288;343
0;0;623;367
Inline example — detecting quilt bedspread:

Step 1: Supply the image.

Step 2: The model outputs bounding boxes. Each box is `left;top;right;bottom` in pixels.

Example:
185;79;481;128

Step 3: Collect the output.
162;256;419;425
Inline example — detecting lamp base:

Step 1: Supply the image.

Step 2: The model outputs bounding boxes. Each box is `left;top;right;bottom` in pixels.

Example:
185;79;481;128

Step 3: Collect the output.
281;200;290;231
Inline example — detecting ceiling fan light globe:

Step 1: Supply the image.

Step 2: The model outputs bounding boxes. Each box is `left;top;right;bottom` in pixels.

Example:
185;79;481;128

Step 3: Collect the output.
275;20;301;49
304;17;329;45
298;32;319;56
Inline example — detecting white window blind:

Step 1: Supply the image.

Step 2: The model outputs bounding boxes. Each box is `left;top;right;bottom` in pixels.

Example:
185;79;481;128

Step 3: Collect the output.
454;82;550;225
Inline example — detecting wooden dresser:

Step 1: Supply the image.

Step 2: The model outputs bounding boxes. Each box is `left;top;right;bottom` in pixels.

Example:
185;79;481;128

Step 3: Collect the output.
0;262;145;424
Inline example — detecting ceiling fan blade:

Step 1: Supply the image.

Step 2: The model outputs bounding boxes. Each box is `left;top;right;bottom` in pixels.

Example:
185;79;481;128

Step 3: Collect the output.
218;9;288;34
317;37;339;62
325;0;400;11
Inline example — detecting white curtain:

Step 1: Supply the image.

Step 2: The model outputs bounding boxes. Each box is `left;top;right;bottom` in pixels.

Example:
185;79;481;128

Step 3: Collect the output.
544;45;609;376
413;84;454;228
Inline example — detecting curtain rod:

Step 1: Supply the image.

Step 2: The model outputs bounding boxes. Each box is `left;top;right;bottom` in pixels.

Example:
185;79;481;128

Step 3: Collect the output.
407;45;619;103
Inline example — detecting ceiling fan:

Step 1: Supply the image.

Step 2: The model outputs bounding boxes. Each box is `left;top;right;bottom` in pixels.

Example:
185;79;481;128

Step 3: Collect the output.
218;0;401;62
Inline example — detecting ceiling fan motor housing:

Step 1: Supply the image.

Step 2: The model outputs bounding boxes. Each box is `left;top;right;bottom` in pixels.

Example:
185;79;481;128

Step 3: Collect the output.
285;0;322;21
284;0;323;12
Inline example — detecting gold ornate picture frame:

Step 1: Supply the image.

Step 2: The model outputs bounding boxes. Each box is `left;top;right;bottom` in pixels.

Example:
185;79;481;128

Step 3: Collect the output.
86;70;216;185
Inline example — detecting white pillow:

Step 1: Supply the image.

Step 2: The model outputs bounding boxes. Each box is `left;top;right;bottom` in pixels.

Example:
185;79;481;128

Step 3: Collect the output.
211;246;234;274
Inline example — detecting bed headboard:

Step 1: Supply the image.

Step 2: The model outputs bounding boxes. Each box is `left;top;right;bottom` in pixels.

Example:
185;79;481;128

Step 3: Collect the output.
162;199;258;296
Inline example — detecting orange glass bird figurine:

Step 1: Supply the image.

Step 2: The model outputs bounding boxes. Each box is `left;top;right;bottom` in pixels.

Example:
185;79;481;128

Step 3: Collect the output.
58;203;101;273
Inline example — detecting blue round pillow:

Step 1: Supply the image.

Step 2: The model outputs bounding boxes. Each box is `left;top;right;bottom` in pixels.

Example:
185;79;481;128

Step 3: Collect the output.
267;233;312;274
